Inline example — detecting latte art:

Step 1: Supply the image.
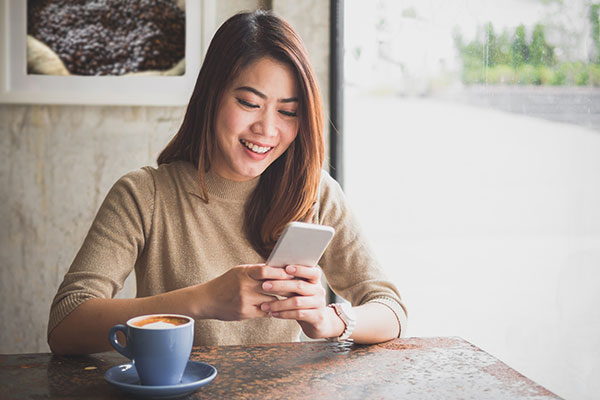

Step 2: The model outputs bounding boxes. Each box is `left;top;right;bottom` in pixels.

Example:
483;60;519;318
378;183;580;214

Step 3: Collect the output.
132;315;189;329
143;321;180;329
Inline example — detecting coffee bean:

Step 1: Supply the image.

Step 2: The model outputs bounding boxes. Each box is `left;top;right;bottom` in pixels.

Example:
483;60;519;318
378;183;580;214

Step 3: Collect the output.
27;0;185;76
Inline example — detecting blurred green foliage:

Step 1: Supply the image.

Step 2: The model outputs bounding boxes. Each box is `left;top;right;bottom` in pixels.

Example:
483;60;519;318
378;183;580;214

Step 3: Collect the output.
454;12;600;87
592;4;600;64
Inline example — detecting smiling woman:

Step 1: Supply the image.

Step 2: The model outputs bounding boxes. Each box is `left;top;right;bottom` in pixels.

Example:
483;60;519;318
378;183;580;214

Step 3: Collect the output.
211;58;299;183
157;10;324;257
46;10;407;355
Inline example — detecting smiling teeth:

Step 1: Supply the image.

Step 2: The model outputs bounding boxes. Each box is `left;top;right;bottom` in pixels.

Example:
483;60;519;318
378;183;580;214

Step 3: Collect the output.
241;139;272;154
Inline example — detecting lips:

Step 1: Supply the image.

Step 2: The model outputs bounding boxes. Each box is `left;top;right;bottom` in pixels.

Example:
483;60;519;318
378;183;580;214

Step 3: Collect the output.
240;139;273;155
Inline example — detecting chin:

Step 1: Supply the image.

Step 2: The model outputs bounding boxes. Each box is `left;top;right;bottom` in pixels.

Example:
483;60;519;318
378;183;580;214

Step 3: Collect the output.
236;166;267;180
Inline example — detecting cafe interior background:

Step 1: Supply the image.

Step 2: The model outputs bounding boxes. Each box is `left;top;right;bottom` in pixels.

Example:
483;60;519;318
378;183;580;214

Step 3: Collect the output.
1;0;599;399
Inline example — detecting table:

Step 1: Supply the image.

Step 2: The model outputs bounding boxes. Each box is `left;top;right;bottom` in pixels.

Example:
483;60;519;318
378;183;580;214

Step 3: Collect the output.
0;337;561;399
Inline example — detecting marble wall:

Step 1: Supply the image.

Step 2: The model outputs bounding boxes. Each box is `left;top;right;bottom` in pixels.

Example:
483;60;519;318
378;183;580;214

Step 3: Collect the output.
0;105;184;352
0;0;330;354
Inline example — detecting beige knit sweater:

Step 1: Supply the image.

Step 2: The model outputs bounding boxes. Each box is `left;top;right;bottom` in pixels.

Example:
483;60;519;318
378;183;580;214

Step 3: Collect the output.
48;161;407;345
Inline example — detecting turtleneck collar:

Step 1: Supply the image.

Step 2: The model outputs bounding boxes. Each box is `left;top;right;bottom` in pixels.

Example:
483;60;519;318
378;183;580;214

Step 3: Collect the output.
204;169;260;201
179;161;259;202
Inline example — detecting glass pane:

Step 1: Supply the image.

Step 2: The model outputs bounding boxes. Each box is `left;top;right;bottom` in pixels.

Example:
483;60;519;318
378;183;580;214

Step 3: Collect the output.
344;1;600;399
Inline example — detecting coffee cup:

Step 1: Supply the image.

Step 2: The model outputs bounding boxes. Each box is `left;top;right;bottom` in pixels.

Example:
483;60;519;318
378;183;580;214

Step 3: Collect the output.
108;314;194;386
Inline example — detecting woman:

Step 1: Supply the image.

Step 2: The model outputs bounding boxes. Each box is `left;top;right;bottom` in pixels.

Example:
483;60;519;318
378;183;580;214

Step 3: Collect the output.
48;10;407;355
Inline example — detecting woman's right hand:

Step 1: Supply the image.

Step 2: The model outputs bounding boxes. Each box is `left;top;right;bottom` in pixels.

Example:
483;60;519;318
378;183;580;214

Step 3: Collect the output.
49;265;292;355
202;264;294;321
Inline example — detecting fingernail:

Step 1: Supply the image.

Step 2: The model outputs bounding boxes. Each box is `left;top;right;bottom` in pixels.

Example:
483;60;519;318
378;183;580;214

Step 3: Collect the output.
272;312;280;317
263;282;272;290
286;266;296;274
262;303;270;311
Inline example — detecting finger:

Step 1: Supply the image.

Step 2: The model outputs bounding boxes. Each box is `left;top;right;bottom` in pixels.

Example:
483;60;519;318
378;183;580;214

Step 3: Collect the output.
244;294;279;318
260;279;296;297
260;289;296;298
253;293;280;306
248;305;270;319
246;265;294;281
284;265;322;283
261;295;324;313
270;308;322;322
262;278;325;297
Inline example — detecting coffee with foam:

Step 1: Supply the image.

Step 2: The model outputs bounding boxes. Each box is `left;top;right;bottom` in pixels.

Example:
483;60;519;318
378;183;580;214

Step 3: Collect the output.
110;314;194;386
132;315;189;329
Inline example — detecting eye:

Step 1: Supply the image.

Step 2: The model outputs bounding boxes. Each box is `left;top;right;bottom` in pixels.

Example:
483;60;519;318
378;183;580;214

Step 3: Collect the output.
236;98;259;108
278;110;297;117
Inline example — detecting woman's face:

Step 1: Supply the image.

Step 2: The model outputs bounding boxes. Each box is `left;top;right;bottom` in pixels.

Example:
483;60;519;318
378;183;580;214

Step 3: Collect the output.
211;57;300;181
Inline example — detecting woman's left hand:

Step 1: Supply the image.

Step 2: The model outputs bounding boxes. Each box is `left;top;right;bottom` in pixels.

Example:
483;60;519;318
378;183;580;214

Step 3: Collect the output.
259;265;344;339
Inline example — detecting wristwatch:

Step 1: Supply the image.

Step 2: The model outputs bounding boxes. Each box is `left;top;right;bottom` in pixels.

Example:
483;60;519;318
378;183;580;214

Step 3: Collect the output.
327;303;357;342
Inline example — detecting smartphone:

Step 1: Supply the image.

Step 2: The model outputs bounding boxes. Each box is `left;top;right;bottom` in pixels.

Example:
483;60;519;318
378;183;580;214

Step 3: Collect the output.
266;222;335;267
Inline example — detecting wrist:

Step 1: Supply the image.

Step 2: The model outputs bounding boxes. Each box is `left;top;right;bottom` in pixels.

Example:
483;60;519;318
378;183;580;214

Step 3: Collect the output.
185;283;213;320
327;305;346;338
326;303;357;342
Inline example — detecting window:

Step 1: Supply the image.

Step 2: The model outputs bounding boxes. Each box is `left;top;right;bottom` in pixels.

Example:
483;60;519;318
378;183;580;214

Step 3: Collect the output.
343;1;600;399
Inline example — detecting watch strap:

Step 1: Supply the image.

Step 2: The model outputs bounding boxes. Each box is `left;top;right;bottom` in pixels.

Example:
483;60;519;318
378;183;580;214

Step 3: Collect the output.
326;303;356;342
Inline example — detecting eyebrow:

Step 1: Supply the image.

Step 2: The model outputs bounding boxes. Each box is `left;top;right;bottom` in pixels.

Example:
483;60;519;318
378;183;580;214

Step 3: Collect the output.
234;86;298;103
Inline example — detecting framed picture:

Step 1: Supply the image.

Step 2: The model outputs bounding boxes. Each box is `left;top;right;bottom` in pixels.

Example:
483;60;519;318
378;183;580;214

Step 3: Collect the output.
0;0;216;105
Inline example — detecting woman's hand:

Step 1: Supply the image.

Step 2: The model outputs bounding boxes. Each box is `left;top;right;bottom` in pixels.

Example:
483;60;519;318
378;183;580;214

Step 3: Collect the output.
259;265;345;339
204;265;294;321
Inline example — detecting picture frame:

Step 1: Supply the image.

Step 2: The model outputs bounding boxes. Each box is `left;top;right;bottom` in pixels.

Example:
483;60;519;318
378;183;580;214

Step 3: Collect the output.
0;0;216;106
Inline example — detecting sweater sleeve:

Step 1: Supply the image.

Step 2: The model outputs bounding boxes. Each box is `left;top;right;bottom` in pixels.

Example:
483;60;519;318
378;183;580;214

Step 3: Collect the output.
316;171;408;337
47;168;155;338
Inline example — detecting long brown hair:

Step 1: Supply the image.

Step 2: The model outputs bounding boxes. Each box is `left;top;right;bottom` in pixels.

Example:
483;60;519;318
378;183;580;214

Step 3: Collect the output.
158;10;324;257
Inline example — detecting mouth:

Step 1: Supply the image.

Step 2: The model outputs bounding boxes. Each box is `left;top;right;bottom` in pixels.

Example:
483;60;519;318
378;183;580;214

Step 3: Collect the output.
240;139;274;155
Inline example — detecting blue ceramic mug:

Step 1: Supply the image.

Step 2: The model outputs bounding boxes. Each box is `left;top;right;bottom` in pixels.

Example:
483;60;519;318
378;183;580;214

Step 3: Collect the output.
109;314;194;386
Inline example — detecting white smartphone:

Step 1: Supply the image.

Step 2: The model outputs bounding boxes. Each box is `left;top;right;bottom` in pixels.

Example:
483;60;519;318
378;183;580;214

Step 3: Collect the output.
266;222;335;267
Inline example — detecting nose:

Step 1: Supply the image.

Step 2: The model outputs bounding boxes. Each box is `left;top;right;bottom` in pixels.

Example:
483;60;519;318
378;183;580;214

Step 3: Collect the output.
251;109;277;137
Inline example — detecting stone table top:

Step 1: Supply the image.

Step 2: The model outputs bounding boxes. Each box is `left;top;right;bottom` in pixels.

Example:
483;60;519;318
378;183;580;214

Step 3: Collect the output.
0;337;561;399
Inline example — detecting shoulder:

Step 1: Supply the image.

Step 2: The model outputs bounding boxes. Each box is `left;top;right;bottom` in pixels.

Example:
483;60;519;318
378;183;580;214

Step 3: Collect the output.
108;161;192;200
100;161;196;225
315;169;348;223
119;160;197;193
110;166;154;196
141;160;195;183
318;169;345;203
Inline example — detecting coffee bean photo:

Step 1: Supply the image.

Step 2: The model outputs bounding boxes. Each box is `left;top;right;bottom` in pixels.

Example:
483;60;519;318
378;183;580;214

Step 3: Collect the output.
26;0;186;76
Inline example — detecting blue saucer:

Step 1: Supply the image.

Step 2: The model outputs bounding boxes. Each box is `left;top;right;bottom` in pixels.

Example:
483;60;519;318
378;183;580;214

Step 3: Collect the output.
104;360;217;399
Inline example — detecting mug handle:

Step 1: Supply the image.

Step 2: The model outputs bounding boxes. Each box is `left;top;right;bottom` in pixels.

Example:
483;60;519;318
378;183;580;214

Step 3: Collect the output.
108;324;132;359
